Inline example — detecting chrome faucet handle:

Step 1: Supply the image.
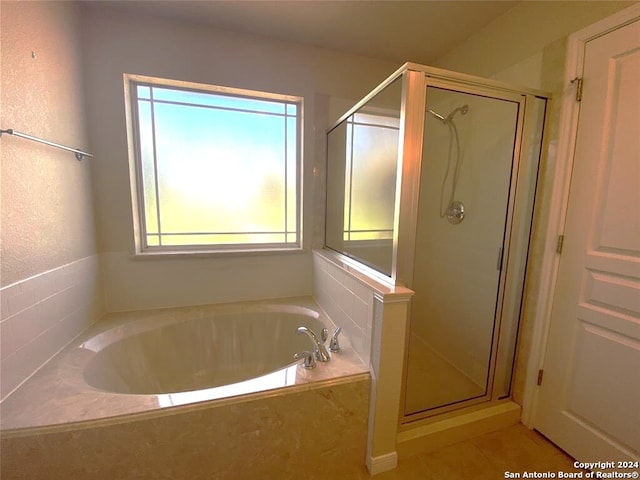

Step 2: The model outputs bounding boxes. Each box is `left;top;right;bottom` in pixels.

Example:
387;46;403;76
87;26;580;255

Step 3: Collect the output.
296;326;331;362
329;327;342;352
294;350;316;369
321;327;329;344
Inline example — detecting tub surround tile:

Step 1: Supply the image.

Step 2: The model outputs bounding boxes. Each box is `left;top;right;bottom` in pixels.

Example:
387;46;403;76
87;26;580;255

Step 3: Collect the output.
0;318;17;360
0;255;105;401
312;250;413;360
1;375;370;480
313;251;377;365
313;249;414;474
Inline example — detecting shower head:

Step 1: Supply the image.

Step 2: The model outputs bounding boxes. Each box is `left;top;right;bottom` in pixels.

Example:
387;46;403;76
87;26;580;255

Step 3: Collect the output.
427;104;469;125
446;104;469;122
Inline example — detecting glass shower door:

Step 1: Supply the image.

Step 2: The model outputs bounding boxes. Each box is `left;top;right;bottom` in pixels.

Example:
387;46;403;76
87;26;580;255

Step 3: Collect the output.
404;85;523;417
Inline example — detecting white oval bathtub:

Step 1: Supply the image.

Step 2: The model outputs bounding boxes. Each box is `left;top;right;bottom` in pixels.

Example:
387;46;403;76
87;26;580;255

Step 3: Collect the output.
0;297;368;432
82;306;326;395
1;298;372;479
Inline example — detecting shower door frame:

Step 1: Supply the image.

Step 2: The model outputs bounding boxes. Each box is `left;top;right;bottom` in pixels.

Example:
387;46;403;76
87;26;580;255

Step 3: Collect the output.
397;66;549;424
325;65;412;287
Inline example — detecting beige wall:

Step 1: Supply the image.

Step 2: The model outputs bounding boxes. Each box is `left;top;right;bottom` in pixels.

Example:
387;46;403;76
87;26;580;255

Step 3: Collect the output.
1;0;97;286
1;1;105;400
431;0;637;404
434;1;636;86
79;4;398;311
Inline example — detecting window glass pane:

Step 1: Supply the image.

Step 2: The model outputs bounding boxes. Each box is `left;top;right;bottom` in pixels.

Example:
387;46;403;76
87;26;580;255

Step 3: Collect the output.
353;111;400;128
349;122;398;235
146;234;160;247
137;85;151;99
129;77;300;251
136;100;159;235
158;232;287;246
152;102;287;233
286;116;298;234
343;125;353;236
151;87;286;115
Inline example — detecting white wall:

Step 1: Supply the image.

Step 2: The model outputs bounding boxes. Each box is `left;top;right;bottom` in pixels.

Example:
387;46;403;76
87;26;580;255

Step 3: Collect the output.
79;4;398;312
1;1;104;400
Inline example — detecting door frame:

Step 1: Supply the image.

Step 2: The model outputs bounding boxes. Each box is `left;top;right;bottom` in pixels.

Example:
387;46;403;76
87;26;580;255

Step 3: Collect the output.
521;3;640;427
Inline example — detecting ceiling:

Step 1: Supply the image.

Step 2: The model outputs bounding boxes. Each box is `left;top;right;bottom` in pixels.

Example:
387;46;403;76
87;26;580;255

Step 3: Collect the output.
98;1;520;65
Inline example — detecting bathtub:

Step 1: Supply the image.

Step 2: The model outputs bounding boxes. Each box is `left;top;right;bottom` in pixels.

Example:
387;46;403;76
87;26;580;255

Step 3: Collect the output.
83;303;330;398
0;297;371;479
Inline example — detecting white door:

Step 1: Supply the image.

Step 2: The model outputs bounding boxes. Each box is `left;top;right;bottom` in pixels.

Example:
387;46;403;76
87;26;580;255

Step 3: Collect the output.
534;17;640;464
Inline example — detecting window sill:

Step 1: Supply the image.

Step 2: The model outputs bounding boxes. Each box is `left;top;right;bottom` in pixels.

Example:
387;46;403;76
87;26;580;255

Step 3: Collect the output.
130;245;307;260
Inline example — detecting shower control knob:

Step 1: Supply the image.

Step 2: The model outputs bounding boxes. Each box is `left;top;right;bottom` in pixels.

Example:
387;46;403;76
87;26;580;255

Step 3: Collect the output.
329;327;342;352
446;200;465;225
294;351;316;369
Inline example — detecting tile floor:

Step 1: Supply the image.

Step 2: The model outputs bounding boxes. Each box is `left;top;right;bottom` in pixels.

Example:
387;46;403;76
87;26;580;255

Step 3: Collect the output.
355;423;584;479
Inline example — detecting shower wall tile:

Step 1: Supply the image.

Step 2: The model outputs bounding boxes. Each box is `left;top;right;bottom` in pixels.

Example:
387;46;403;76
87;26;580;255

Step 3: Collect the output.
0;255;105;402
313;251;374;366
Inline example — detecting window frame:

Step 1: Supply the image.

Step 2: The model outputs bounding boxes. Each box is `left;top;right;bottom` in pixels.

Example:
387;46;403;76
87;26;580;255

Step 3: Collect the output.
124;74;304;256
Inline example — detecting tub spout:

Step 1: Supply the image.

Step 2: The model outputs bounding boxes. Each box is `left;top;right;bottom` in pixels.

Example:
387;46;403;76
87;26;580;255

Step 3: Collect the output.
296;326;331;362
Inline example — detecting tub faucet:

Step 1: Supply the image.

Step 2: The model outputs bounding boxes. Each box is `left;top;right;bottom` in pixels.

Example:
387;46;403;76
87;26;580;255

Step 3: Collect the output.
296;326;330;362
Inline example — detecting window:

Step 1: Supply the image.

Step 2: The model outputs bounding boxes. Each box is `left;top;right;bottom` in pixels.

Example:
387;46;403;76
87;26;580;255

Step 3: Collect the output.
125;75;302;254
325;75;403;276
342;109;399;242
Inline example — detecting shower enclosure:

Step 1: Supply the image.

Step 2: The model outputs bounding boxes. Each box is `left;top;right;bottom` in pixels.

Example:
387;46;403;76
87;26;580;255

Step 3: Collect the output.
325;63;547;423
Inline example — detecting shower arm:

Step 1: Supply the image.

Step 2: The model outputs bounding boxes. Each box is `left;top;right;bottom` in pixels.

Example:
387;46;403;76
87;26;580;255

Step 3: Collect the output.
427;109;447;124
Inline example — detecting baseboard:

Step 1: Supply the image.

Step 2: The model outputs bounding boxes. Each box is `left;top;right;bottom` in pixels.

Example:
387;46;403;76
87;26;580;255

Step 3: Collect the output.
366;451;398;475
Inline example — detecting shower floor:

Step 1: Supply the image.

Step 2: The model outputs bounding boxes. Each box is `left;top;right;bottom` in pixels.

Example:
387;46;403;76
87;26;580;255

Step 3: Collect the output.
404;333;485;415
